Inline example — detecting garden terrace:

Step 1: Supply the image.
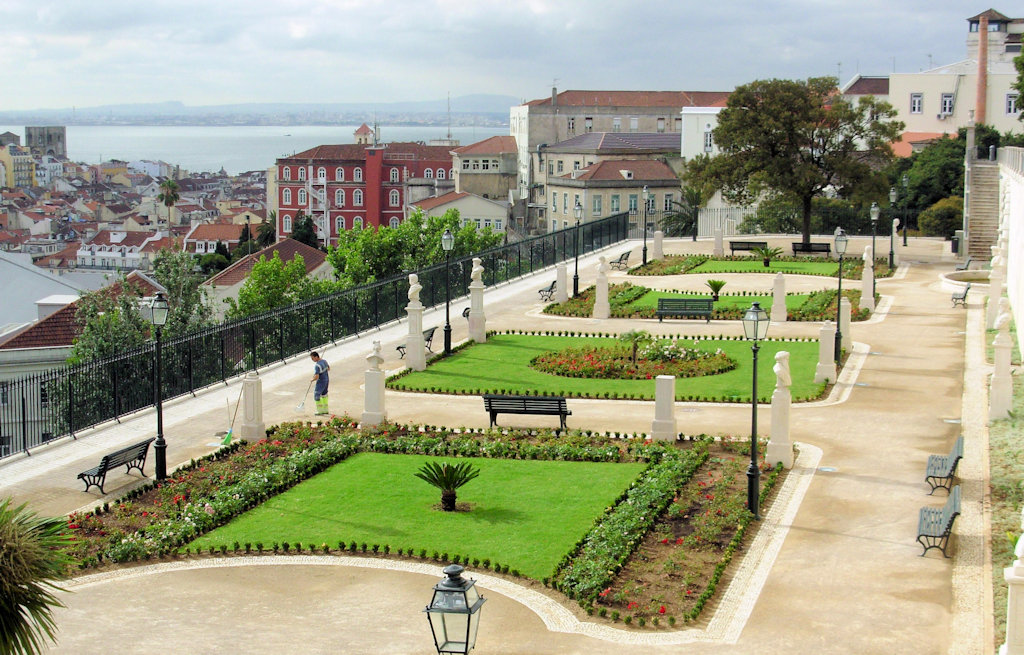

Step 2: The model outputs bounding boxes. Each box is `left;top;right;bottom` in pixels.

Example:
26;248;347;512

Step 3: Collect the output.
630;254;893;279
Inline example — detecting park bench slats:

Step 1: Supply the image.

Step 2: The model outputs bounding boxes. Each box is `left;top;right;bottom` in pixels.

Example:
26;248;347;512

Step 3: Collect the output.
482;394;571;431
538;281;556;302
951;283;970;308
917;485;961;557
609;252;631;270
728;240;768;255
955;257;972;271
397;327;436;359
77;438;155;494
656;298;713;323
925;435;964;495
792;242;832;256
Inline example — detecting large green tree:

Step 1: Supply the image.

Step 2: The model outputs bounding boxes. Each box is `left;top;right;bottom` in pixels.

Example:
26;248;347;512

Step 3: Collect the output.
691;76;903;243
256;212;277;249
224;251;337;319
150;248;214;335
290;211;320;249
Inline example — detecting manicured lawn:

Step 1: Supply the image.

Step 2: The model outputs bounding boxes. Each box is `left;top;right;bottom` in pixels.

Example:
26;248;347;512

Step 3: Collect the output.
690;259;839;275
391;334;823;402
191;452;645;579
627;291;808;312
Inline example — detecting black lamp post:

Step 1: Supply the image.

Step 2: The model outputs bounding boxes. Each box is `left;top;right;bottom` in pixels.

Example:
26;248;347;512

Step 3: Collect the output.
150;291;169;481
869;201;879;298
442;229;454;354
425;564;486;655
742;301;769;520
641;185;649;265
889;210;897;270
573;201;582;296
834;228;848;364
900;175;909;246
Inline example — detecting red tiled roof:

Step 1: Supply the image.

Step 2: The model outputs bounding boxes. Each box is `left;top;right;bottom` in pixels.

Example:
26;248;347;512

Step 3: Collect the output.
186;223;245;242
453;136;517;155
969;9;1012;21
281;142;453;163
525;90;731;108
205;238;327;287
354;123;373;134
891;131;949;157
87;230;153;248
845;76;889;96
140;236;178;253
33;244;80;269
412;192;469;211
569;159;677;182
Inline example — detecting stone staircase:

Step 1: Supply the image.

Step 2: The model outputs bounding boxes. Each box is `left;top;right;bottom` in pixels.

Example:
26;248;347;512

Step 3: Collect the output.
967;161;1000;260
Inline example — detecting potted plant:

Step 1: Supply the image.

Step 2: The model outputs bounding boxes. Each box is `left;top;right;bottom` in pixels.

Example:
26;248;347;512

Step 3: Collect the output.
705;279;727;301
751;246;783;267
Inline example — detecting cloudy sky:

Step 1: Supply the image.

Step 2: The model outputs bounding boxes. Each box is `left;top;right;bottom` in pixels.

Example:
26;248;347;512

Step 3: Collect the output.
0;0;977;110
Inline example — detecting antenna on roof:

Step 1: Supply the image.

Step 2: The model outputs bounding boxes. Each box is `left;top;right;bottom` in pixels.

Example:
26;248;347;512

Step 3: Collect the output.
447;92;452;141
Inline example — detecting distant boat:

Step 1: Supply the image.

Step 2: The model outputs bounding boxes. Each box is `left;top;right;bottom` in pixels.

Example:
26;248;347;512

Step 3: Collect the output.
284;133;292;137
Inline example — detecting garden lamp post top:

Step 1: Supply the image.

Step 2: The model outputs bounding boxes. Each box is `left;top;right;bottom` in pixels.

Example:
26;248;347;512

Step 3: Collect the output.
834;228;849;256
870;202;880;224
742;301;769;341
889;187;897;204
574;201;582;222
441;229;454;252
424;564;486;655
151;291;169;327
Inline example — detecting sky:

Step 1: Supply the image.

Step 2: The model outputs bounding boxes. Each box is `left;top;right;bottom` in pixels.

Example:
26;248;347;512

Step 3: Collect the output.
0;0;979;111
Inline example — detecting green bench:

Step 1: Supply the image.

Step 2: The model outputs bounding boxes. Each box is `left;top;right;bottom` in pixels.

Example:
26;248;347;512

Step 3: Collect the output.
917;485;961;558
656;298;713;323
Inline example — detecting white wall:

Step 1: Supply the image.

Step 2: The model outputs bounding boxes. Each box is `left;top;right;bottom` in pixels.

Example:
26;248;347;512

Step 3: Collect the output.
999;147;1024;356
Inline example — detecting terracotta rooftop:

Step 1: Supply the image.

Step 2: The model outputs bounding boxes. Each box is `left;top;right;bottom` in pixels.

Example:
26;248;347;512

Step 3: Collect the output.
412;192;469;212
205;238;327;287
33;244;81;269
452;136;517;156
891;131;950;158
969;9;1012;21
87;230;154;248
844;76;890;96
281;142;453;163
567;159;677;182
186;223;245;242
546;132;680;153
525;90;731;108
354;123;373;135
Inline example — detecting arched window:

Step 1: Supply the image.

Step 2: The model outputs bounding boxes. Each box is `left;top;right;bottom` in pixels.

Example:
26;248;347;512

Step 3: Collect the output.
354;216;364;229
389;189;400;207
449;168;454;179
424;168;434;179
389;217;400;228
354;167;363;182
335;189;345;206
298;189;307;205
282;167;291;181
282;188;292;205
354;189;363;206
437;168;445;180
335;167;344;181
390;168;399;182
283;214;292;232
335;216;345;232
317;167;326;181
298;167;306;181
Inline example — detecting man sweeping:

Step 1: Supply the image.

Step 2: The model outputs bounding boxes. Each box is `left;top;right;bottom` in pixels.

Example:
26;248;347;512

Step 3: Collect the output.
310;351;330;415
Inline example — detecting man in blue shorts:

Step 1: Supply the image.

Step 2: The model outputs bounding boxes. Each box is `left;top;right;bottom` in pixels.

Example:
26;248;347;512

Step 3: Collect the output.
310;351;330;415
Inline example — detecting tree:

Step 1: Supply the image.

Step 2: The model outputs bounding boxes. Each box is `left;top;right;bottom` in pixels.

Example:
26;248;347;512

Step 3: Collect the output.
693;77;903;244
256;211;277;249
899;136;964;213
225;251;308;319
414;461;480;512
67;279;150;365
0;498;71;655
618;330;652;365
150;248;214;335
156;179;180;227
234;223;254;261
290;211;319;249
660;186;705;239
918;197;963;238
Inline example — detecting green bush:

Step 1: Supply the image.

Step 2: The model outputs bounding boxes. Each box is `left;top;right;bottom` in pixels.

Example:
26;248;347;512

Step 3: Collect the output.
918;196;962;238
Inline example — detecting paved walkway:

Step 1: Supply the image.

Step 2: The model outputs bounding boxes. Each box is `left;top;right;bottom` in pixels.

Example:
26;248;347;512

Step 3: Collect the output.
0;236;994;654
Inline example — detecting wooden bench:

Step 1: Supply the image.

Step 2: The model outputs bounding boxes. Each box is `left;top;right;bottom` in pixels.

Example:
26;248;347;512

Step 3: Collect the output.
954;257;972;271
609;251;631;270
728;240;768;255
656;298;713;323
538;281;556;302
917;485;961;557
396;326;436;359
925;435;964;495
77;438;155;494
792;242;832;257
951;283;970;308
482;394;571;431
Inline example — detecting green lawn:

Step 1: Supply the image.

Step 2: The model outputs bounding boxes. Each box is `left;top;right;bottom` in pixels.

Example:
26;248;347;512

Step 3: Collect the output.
628;291;808;312
191;452;645;579
392;334;823;402
689;259;839;275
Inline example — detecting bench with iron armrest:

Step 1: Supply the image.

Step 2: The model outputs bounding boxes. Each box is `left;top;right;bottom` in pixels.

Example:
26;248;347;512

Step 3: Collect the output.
954;257;973;271
482;394;571;431
396;326;437;359
609;251;631;270
791;242;832;257
538;281;556;302
656;298;713;323
77;438;155;494
925;435;964;495
951;283;970;308
728;240;768;255
916;485;961;557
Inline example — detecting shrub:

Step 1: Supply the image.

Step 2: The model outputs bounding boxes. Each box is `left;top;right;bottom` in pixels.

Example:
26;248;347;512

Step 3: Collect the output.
918;196;963;238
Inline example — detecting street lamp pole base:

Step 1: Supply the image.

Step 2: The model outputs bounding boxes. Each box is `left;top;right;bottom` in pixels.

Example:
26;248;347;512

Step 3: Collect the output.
642;245;648;265
746;462;760;520
154;439;167;481
443;324;452;355
572;274;579;297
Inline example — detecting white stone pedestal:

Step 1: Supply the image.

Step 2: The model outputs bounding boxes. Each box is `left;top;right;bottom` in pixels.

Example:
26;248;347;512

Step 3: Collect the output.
650;375;677;441
468;258;486;343
405;304;426;372
814;321;837;384
713;228;724;257
840;298;852;352
556;262;568;303
771;273;787;323
362;342;386;426
988;269;1004;329
1001;537;1024;654
652;231;664;260
991;330;1013;421
593;256;610;319
765;353;792;469
239;372;265;440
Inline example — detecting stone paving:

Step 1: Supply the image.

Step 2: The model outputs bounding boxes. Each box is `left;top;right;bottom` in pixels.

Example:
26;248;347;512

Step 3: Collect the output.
0;235;995;654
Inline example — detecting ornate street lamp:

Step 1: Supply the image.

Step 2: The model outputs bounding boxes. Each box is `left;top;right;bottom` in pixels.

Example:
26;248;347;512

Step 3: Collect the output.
425;564;486;655
573;201;583;296
834;228;849;365
900;175;909;246
150;291;169;481
441;229;455;354
641;185;649;265
869;202;879;298
742;301;769;520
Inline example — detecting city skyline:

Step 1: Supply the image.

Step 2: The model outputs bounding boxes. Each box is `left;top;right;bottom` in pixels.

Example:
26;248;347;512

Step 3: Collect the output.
1;0;975;111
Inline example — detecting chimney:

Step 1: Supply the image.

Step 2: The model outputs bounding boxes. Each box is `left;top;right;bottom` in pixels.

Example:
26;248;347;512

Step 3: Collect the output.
976;15;988;124
552;87;558;106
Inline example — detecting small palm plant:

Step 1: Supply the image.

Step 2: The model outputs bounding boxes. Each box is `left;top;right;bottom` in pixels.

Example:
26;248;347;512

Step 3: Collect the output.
415;461;481;512
0;498;72;655
751;246;783;267
705;279;727;301
619;329;653;365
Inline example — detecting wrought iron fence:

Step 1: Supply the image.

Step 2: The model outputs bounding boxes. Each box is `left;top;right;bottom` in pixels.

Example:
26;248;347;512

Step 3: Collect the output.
0;211;630;459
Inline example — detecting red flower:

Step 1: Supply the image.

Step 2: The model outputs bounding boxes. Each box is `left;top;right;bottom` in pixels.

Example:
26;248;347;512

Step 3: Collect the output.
627;601;638;610
660;538;669;544
599;587;611;598
675;537;683;545
659;605;666;614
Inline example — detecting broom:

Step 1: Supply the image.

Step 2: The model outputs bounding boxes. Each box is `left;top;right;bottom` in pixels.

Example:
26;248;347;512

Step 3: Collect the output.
296;379;314;411
222;386;244;445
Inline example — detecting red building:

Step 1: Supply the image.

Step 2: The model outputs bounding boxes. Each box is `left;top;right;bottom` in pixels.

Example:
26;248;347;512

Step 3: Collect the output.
275;142;454;245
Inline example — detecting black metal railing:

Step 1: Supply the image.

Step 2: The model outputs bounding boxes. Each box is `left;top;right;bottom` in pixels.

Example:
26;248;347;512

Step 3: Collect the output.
0;211;630;459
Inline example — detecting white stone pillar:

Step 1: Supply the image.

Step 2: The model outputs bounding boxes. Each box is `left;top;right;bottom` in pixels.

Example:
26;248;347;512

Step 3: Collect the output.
468;258;486;343
988;266;1004;330
891;219;900;266
555;262;568;304
362;341;386;426
651;230;664;260
593;256;610;319
991;303;1013;422
840;297;852;352
765;351;793;469
239;372;265;440
1001;521;1024;655
405;274;426;371
650;375;677;442
814;321;838;384
771;273;787;323
860;245;875;311
713;228;724;257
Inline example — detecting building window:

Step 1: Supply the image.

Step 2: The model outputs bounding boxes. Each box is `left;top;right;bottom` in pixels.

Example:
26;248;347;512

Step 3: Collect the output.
704;130;714;152
283;214;292;232
354;167;363;182
629;117;639;132
1008;93;1020;114
298;167;306;181
354;216;364;229
389;189;400;207
425;168;434;179
472;160;480;170
298;189;307;205
573;161;580;171
390;168;399;183
551;219;557;232
317;167;326;181
585;117;593;132
552;192;557;211
563;194;568;214
628;194;638;213
610;194;620;212
557;160;564;173
437;168;445;180
646;194;656;212
390;217;400;228
657;117;666;133
592;195;602;216
940;93;954;115
282;189;292;205
613;117;621;132
449;168;454;178
664;193;674;211
282;167;291;181
354;189;363;206
336;216;345;232
495;219;502;230
462;160;470;170
335;167;344;181
567;117;575;132
910;93;923;114
335;189;345;206
548;162;554;175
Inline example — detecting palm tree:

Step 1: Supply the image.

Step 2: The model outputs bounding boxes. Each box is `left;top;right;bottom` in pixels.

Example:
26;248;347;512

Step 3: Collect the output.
618;329;653;365
156;179;180;228
256;211;277;248
661;186;705;240
0;498;71;655
414;461;480;512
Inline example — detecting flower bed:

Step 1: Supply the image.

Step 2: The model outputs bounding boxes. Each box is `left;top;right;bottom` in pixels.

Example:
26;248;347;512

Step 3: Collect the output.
530;343;735;380
629;254;892;280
